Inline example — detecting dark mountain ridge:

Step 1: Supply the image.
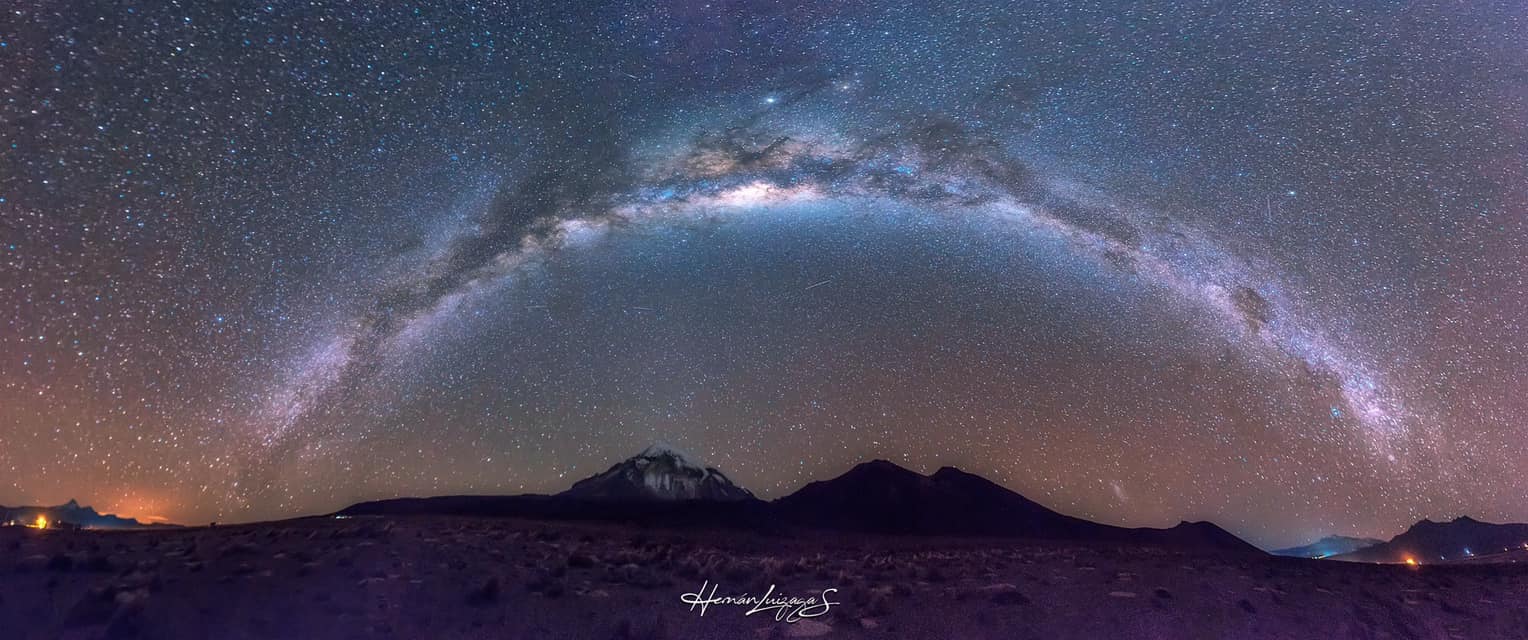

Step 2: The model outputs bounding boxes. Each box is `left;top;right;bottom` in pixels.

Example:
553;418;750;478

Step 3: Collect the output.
774;461;1259;552
341;450;1261;554
1;499;174;529
1335;516;1528;564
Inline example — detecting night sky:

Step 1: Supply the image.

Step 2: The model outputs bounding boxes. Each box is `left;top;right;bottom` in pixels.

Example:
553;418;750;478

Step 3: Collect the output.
3;1;1525;548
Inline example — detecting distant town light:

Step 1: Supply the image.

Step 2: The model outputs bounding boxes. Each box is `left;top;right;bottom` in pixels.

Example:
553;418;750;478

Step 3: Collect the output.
1403;556;1418;567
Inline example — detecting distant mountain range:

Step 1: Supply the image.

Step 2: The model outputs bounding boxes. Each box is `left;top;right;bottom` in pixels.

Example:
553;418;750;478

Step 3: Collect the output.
1271;535;1385;559
0;499;173;529
1334;516;1528;564
341;446;1261;554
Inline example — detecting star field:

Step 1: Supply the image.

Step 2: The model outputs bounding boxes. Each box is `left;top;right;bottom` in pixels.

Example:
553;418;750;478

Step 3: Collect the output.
2;0;1525;547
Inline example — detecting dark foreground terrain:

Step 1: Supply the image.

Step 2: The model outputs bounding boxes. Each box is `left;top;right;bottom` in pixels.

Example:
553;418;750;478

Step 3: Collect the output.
4;516;1527;640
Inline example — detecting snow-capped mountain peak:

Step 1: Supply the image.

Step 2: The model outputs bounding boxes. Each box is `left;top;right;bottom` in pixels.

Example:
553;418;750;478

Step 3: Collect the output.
636;442;706;473
560;443;754;501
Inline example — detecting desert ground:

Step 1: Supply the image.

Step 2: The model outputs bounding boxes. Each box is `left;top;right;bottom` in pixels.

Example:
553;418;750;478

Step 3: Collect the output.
3;516;1527;639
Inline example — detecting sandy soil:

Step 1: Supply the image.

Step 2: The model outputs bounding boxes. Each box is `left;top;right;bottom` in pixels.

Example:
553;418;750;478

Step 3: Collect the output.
3;516;1526;639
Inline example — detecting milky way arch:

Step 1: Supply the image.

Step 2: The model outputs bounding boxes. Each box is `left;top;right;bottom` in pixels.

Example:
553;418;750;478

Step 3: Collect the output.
250;117;1418;487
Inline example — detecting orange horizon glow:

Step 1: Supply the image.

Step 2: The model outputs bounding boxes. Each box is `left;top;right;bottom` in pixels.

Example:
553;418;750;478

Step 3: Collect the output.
99;492;178;524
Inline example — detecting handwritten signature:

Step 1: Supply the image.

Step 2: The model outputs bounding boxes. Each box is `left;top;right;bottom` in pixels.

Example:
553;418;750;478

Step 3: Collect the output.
679;580;839;622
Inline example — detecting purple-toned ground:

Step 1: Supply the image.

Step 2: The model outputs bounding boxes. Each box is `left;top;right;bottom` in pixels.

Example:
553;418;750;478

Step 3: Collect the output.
3;516;1526;639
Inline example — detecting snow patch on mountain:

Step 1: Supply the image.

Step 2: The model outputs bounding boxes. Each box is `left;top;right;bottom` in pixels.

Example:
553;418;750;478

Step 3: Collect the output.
637;442;706;473
560;443;755;502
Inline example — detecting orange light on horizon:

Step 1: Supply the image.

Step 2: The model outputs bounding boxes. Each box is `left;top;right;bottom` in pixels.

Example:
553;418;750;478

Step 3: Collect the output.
1404;556;1418;567
33;515;47;529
